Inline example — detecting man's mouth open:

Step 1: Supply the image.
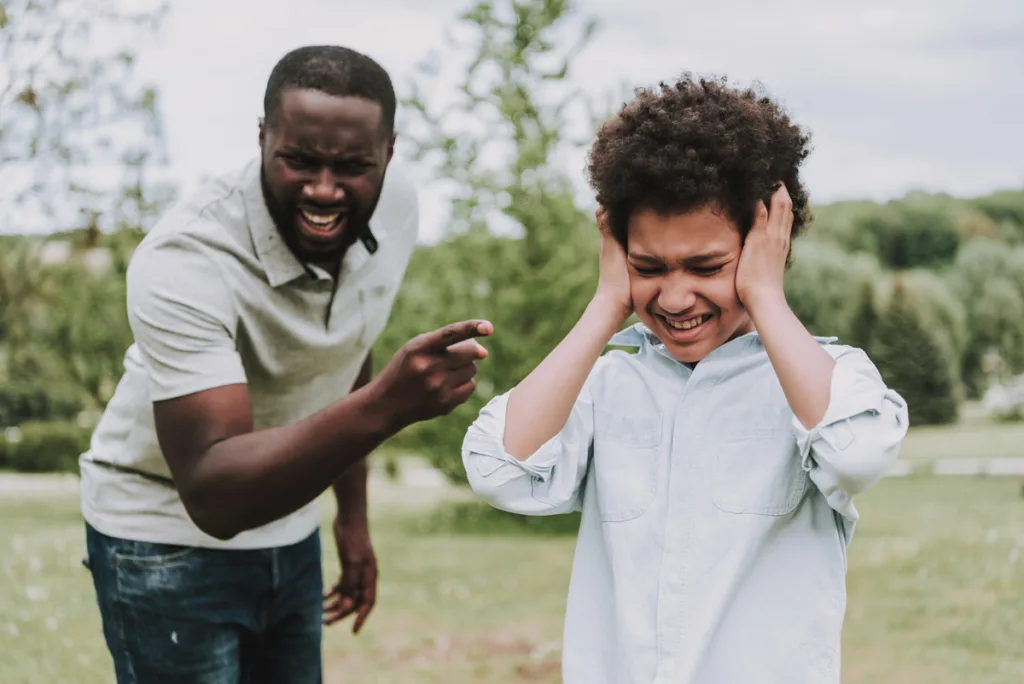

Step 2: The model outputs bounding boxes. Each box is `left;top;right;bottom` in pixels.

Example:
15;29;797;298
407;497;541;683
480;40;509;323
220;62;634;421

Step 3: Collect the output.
298;208;347;242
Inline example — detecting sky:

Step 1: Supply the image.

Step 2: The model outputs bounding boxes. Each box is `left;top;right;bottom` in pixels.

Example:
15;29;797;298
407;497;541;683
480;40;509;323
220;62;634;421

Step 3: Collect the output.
127;0;1024;242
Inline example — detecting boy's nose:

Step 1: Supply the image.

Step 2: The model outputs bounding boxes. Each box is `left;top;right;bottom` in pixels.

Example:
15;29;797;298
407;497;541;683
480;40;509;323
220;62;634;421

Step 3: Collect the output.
658;281;698;315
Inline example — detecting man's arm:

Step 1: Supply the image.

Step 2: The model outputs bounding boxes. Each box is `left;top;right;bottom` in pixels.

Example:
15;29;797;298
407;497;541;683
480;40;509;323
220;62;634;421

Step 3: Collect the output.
332;353;374;524
153;321;491;541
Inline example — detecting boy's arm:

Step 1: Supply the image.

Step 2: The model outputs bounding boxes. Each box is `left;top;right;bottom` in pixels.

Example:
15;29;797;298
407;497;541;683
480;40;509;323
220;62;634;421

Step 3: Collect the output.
462;211;632;514
503;210;632;459
740;187;908;516
503;298;626;459
738;188;835;430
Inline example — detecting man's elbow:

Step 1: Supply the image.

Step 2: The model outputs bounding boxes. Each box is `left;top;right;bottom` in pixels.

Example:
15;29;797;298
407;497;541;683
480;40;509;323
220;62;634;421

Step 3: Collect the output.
179;480;243;541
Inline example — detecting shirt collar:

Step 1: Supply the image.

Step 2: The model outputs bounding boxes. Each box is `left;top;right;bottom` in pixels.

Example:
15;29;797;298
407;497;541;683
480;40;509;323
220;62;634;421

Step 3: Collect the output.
608;322;838;363
241;158;389;287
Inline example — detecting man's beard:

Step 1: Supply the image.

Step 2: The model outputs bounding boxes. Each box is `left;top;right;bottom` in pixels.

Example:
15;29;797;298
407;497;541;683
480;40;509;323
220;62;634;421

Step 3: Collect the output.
259;164;386;262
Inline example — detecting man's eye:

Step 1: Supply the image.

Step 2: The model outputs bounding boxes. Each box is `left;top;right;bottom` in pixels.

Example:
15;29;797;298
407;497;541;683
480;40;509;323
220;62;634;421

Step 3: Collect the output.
631;265;662;276
692;265;724;276
284;156;317;170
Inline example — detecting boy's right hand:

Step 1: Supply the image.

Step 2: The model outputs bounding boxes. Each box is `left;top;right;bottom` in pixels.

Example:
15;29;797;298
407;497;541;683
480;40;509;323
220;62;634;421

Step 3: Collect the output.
594;206;633;322
372;320;494;428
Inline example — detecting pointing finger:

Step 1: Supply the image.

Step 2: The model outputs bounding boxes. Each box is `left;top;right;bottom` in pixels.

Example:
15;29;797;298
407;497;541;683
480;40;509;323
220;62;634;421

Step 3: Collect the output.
419;320;493;353
444;339;488;368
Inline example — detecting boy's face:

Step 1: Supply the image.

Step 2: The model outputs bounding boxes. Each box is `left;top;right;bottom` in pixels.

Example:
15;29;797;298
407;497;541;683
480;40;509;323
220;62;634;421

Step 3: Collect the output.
626;205;754;364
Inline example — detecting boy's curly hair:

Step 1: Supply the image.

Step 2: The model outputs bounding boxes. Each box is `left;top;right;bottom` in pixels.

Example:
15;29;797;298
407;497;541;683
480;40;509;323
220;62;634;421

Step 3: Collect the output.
587;74;812;250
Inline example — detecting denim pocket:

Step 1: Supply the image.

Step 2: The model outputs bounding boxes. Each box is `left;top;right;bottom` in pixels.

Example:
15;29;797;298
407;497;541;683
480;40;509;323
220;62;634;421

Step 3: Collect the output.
112;540;197;566
592;408;662;522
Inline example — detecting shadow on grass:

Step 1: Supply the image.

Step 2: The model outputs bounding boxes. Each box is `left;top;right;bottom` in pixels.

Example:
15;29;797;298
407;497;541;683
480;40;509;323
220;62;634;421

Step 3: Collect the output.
407;500;582;537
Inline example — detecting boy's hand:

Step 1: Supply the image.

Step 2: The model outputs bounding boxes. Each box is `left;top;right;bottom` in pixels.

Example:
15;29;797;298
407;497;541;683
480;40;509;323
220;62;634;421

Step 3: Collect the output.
593;206;633;323
735;184;792;315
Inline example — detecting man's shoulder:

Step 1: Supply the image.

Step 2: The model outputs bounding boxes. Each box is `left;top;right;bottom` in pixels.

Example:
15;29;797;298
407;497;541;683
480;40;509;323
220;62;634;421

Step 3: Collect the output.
133;161;259;268
375;159;419;237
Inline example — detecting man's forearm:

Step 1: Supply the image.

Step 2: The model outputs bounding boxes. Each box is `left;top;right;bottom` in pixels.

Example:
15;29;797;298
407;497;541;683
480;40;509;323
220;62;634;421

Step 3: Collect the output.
333;353;373;526
186;380;396;539
333;459;369;525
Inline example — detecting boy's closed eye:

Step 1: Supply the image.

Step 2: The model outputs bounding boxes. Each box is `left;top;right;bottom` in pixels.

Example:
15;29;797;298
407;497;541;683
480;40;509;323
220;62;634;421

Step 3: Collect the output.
628;258;727;277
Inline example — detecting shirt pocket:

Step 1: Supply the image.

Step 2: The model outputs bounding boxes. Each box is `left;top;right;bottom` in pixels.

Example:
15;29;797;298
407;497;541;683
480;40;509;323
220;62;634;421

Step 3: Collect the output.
592;407;662;522
711;430;807;516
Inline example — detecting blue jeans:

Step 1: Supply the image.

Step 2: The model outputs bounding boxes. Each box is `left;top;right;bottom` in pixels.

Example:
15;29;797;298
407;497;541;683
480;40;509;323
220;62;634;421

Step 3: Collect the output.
85;523;323;684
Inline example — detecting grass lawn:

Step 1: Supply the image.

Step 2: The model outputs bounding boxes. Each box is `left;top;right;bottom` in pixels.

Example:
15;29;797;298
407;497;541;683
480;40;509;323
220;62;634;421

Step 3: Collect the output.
1;475;1022;683
899;402;1024;462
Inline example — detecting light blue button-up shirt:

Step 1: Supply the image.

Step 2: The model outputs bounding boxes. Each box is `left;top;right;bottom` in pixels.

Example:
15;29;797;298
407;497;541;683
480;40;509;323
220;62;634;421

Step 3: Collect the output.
461;323;909;684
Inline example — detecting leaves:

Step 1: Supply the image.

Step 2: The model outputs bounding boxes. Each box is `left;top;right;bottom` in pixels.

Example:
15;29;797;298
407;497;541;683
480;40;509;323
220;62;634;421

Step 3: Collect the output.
0;0;173;234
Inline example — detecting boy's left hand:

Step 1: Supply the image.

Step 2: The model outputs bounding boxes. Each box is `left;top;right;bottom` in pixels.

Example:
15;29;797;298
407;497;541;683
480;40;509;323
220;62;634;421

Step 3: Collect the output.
735;183;792;314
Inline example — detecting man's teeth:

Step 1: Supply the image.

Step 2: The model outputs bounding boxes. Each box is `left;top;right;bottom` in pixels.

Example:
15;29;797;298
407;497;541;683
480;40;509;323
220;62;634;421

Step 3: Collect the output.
301;210;341;228
665;314;710;330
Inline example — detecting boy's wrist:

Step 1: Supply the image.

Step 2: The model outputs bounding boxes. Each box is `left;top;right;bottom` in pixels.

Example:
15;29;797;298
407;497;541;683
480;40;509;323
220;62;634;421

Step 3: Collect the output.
587;293;631;333
741;287;788;323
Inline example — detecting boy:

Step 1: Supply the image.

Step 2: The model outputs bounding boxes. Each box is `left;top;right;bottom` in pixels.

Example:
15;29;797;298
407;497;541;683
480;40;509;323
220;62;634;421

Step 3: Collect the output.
460;75;909;684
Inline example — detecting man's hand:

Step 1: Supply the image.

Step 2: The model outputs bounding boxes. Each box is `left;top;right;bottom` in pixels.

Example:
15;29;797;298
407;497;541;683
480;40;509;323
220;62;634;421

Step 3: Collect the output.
371;319;494;429
593;206;633;324
323;517;377;634
735;183;792;315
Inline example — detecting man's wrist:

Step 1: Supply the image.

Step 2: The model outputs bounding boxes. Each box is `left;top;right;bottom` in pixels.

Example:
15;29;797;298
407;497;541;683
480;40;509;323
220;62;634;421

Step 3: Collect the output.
353;378;405;439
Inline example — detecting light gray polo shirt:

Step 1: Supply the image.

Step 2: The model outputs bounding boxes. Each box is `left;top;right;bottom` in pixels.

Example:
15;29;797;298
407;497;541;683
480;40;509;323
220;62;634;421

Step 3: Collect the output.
79;157;418;549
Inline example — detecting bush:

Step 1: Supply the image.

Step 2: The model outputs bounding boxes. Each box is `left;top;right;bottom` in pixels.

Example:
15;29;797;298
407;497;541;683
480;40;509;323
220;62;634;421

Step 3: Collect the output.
0;382;85;426
0;421;91;473
872;279;959;426
857;204;960;270
785;240;883;341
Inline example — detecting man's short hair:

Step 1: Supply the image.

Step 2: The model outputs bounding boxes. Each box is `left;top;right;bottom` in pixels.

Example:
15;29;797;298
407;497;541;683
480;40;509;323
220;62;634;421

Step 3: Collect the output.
587;73;812;249
263;45;397;132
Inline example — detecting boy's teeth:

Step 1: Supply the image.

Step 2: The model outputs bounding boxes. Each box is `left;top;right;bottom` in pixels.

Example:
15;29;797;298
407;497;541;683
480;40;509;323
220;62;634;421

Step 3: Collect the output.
666;314;709;330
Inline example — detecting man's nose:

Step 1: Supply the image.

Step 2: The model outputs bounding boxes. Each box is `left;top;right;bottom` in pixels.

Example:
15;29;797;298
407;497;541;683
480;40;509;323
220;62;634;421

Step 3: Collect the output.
303;168;344;203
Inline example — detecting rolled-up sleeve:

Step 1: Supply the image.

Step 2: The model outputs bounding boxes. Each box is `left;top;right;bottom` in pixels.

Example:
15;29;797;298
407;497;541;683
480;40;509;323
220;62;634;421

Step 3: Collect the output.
794;346;909;521
461;386;595;516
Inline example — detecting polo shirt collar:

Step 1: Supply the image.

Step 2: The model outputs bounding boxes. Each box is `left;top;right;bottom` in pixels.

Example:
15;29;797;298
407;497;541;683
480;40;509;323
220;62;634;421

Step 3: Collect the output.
241;159;390;287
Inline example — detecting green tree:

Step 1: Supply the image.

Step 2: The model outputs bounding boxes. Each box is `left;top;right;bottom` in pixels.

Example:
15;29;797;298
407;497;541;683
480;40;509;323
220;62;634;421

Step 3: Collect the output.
897;269;968;390
0;0;170;426
784;239;883;341
857;203;960;270
844;279;878;353
1;0;174;235
951;238;1024;395
872;278;958;426
377;0;605;482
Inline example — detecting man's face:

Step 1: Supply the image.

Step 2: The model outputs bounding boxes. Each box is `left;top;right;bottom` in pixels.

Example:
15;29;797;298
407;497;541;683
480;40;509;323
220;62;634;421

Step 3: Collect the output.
260;88;394;269
627;206;753;364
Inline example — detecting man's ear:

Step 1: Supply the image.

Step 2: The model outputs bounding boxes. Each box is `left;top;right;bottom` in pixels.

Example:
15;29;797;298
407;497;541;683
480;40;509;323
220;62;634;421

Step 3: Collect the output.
258;117;266;149
386;132;396;163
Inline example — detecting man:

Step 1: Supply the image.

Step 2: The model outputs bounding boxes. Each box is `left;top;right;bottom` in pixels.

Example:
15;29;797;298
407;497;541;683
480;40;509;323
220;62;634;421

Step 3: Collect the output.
80;45;492;683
